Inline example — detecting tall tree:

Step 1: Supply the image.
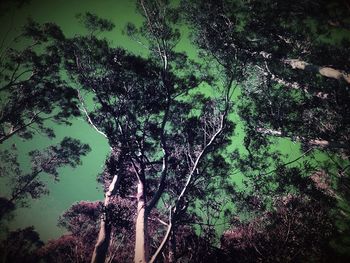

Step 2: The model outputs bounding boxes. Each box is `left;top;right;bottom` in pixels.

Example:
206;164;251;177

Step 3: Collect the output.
58;4;234;262
182;0;350;261
0;19;91;218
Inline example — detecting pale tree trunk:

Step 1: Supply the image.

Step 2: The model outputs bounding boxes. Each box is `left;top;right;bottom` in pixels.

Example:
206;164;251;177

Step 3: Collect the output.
134;180;148;263
283;59;350;84
91;174;120;263
149;112;229;263
256;128;348;149
245;48;350;85
308;139;349;149
91;214;111;263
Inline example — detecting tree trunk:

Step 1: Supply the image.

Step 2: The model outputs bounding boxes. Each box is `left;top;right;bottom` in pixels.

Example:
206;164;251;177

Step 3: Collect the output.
91;219;111;263
308;139;349;149
283;59;350;84
134;180;148;263
168;227;176;263
91;174;120;263
256;128;348;149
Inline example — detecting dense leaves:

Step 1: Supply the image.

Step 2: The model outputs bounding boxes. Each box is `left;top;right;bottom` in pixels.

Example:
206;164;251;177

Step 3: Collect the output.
0;227;43;263
222;196;336;263
0;15;91;234
182;0;350;158
0;19;79;143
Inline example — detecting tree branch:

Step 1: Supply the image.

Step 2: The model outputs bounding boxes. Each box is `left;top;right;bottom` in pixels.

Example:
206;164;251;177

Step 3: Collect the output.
77;90;108;138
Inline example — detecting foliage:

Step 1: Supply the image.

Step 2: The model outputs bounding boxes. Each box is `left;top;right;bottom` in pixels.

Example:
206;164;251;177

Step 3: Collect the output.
76;12;115;34
1;1;350;262
0;138;90;220
0;226;43;263
182;0;350;261
222;195;337;263
0;17;91;223
182;0;350;158
39;199;135;263
56;6;235;262
0;19;78;143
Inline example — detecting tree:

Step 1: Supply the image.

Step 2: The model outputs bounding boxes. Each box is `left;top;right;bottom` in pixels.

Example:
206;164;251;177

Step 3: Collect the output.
0;18;80;143
217;162;350;263
0;226;43;263
0;18;92;263
182;0;350;158
4;1;348;262
56;4;234;262
40;197;228;263
222;195;336;263
38;198;134;263
0;138;90;219
182;1;350;261
0;13;93;217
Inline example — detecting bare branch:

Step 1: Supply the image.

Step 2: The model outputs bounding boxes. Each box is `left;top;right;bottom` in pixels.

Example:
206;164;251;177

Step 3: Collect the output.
149;208;173;263
77;90;108;138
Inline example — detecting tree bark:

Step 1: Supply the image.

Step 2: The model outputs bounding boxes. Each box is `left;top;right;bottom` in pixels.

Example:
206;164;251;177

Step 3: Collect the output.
91;217;111;263
283;59;350;84
256;128;349;149
308;139;349;149
134;180;148;263
263;61;329;99
168;227;176;263
91;174;120;263
240;44;350;87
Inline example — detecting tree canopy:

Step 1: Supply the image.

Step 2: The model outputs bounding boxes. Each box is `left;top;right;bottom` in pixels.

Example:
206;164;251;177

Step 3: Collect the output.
0;0;349;262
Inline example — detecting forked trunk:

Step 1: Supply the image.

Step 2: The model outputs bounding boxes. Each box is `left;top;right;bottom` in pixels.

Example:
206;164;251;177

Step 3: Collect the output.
134;180;148;263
